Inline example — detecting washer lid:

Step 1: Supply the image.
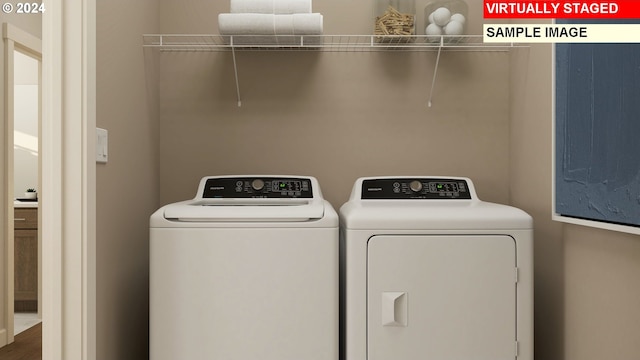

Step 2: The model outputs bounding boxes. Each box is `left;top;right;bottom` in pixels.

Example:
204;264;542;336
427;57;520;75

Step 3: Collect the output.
163;198;326;222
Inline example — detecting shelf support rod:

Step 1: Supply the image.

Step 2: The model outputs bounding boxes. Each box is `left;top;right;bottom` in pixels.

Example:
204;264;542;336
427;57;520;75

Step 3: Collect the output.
427;37;443;108
230;38;242;107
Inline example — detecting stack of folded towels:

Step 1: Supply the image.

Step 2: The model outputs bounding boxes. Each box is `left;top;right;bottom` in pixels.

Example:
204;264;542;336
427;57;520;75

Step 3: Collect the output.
218;0;323;44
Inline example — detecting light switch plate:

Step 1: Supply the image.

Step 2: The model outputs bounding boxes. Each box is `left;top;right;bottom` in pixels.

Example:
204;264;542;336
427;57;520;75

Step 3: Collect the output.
96;127;108;163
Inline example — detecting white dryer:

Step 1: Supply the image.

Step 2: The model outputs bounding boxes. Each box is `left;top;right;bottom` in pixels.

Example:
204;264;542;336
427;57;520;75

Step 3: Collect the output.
150;175;338;360
339;177;533;360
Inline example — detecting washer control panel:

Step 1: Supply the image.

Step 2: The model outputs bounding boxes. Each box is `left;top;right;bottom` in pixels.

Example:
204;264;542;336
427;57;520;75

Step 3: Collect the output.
361;178;472;200
202;177;313;199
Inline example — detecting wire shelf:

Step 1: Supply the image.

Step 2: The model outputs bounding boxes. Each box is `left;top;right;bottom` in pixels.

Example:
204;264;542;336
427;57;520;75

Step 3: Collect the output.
143;34;525;107
142;34;523;52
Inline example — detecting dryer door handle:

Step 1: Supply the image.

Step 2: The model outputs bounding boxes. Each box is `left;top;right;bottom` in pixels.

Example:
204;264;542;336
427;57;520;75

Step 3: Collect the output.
381;291;407;327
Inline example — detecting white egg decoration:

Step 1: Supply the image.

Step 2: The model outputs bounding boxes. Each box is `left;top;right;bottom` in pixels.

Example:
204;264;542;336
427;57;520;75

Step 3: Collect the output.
424;1;467;42
450;13;466;24
444;20;464;36
426;23;443;35
432;7;451;26
425;23;443;42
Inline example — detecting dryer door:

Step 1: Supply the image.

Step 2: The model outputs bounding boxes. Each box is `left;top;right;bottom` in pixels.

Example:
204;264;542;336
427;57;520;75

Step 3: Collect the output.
367;235;517;360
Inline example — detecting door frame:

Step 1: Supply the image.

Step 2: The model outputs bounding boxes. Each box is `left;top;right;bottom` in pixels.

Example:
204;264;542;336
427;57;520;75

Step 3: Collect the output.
2;21;42;347
40;1;96;359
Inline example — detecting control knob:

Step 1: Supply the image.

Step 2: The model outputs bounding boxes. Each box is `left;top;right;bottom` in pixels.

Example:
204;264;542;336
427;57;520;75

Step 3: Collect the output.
251;179;265;191
409;180;423;192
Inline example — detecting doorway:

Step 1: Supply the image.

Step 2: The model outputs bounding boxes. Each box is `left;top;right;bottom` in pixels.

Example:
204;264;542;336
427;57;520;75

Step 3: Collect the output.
13;48;41;335
2;22;41;348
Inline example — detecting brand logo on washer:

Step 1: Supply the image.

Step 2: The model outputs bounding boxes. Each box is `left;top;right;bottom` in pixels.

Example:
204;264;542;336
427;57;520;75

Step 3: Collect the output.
367;187;383;192
209;186;225;190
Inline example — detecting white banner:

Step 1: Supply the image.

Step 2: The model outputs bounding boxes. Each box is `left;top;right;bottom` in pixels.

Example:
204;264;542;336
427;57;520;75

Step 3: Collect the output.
483;24;640;43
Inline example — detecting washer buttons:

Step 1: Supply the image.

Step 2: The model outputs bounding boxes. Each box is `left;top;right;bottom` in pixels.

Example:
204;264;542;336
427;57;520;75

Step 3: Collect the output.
251;179;265;191
409;180;423;192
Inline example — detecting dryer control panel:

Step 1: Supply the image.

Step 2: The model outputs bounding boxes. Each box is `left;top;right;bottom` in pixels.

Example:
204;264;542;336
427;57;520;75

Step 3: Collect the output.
202;177;313;199
361;178;472;200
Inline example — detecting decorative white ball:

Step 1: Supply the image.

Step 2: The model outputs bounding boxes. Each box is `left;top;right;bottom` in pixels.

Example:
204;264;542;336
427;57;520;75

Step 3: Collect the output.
444;20;464;36
425;23;443;41
432;7;451;26
428;12;435;24
450;13;466;24
426;23;442;35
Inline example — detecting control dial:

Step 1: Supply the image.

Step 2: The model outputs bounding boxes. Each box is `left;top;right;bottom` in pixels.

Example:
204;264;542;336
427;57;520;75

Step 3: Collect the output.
409;180;423;192
251;179;265;191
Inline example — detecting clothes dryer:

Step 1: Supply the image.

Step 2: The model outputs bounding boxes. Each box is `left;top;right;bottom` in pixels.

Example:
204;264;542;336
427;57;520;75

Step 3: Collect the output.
150;175;338;360
339;176;533;360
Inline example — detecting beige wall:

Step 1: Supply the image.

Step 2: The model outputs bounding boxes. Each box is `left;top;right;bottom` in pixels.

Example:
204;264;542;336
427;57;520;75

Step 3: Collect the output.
510;39;566;359
96;0;159;359
510;28;640;360
0;12;40;344
158;50;511;208
563;225;640;359
157;0;512;209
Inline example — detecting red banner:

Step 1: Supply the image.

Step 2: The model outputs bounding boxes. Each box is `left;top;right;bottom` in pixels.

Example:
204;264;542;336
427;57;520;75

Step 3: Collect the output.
484;1;640;19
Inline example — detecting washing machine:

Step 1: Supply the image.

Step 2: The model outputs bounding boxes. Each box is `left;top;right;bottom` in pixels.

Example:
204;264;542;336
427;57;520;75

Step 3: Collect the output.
339;176;533;360
150;175;338;360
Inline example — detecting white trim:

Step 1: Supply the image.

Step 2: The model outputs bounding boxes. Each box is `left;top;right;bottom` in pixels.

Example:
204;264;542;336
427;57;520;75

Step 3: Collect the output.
552;214;640;236
3;24;16;347
3;23;41;55
38;31;43;320
41;0;63;356
82;0;97;357
42;0;96;359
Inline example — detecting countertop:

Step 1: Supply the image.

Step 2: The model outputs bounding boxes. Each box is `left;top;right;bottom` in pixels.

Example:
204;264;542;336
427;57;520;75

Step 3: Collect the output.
14;200;38;208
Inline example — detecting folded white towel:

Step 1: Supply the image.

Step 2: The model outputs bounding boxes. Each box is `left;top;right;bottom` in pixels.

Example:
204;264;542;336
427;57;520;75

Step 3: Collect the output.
219;13;276;35
292;13;323;35
218;13;323;36
230;0;312;14
275;14;294;35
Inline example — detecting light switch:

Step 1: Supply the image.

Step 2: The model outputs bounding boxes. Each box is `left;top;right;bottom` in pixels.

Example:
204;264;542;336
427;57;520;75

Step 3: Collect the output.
96;128;108;163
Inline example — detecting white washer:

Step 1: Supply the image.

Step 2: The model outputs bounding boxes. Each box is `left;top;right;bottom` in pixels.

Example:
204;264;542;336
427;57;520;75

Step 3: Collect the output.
340;177;533;360
150;175;338;360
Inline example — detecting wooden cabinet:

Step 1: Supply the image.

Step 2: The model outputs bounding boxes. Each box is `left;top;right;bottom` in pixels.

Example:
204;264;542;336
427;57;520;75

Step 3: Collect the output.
14;207;38;312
